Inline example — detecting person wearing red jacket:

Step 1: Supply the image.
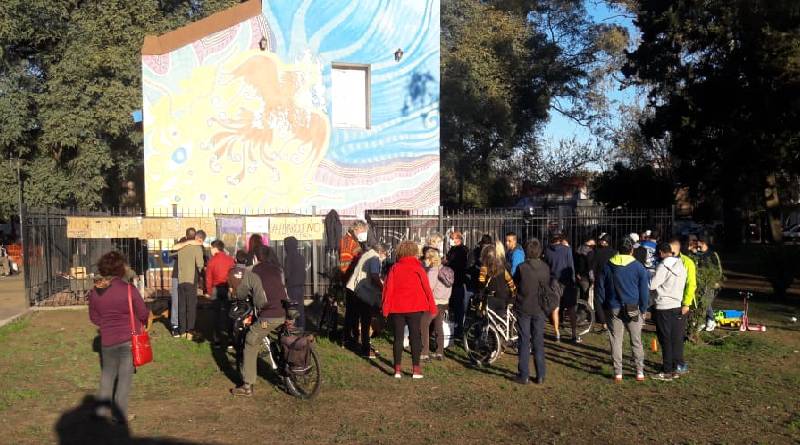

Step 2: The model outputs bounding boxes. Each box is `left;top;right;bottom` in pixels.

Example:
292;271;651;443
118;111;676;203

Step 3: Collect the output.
206;240;235;348
382;241;438;379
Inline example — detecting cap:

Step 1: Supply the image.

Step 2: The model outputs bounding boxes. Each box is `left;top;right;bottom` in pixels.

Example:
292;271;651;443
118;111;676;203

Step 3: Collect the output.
629;233;640;243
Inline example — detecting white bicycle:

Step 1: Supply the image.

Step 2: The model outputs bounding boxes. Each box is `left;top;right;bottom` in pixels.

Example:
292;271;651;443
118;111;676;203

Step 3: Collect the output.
463;300;518;366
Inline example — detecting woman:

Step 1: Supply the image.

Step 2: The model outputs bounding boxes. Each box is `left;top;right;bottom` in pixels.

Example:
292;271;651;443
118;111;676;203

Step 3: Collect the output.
382;241;438;379
246;234;265;266
88;251;149;423
479;242;516;316
421;248;451;361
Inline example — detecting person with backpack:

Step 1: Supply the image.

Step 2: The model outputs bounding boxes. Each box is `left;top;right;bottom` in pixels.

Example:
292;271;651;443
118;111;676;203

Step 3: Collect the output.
230;246;287;397
227;250;256;353
635;231;659;278
422;248;453;361
513;239;551;385
597;237;650;383
382;241;438;379
346;241;388;359
545;232;579;343
650;242;688;381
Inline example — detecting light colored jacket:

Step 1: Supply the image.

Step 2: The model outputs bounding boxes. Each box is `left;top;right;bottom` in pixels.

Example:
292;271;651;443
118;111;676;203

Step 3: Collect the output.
426;265;452;305
650;256;687;310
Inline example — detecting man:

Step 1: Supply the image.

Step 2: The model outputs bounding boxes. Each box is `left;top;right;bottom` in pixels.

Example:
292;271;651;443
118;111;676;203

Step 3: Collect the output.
670;237;697;375
340;220;367;345
649;242;687;381
694;235;723;331
169;228;195;336
505;232;525;276
638;230;659;278
206;240;235;348
574;237;595;322
346;241;388;358
283;236;307;330
176;229;205;339
231;246;288;396
597;237;650;383
514;239;550;385
591;234;616;330
544;232;578;342
445;231;469;337
227;250;252;352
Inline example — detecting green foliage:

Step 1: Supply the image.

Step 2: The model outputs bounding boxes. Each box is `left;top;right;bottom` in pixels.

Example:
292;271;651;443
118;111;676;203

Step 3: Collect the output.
590;162;674;208
0;0;240;217
688;258;725;341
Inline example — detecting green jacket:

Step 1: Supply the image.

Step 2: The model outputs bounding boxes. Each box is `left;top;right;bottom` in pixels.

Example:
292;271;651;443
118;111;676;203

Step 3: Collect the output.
235;268;268;310
176;244;205;285
679;253;697;307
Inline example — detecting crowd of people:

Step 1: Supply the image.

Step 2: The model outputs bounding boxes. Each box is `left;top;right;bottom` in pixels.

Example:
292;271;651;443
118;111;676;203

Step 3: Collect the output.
85;220;722;422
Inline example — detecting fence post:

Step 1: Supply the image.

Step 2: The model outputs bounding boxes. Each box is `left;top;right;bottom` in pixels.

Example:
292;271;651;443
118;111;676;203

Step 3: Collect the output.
44;207;53;303
21;204;31;305
312;206;319;297
438;205;444;238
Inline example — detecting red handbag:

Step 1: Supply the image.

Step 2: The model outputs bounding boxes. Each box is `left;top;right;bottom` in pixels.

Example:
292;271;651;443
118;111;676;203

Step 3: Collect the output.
127;285;153;367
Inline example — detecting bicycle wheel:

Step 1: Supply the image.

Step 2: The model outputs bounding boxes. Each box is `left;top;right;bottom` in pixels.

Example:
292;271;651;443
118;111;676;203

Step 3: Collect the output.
463;320;502;365
574;299;594;337
284;347;321;399
318;299;338;340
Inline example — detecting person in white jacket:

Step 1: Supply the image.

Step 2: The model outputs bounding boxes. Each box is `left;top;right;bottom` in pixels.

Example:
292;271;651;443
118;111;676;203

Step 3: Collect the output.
649;242;688;381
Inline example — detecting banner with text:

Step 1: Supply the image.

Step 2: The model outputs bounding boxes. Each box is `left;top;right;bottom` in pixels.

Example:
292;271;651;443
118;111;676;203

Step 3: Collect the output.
269;217;324;241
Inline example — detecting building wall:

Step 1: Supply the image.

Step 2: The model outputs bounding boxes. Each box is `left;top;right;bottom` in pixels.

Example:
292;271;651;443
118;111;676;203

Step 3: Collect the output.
142;0;440;215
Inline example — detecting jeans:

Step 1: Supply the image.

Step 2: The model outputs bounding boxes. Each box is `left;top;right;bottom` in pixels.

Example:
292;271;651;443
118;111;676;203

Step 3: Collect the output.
343;290;359;343
357;298;380;356
606;307;644;376
391;312;423;367
98;341;134;420
449;284;468;336
212;285;231;345
654;308;685;373
242;318;282;385
287;285;305;330
169;278;179;327
177;282;197;334
517;312;546;381
706;289;719;321
421;304;448;356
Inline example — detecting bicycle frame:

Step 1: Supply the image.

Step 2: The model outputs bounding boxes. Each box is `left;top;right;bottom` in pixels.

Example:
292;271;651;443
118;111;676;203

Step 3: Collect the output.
484;306;518;344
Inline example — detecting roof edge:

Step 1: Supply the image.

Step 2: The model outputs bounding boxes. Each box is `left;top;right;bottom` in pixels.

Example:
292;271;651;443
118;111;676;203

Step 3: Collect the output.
142;0;262;56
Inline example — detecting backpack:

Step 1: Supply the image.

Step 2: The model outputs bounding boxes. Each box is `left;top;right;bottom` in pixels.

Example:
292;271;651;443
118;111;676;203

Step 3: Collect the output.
437;265;455;288
281;334;315;373
228;300;253;333
539;278;560;314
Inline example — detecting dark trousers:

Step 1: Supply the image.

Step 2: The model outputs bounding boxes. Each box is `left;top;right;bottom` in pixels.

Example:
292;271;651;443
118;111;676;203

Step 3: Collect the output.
391;312;423;367
357;298;378;355
177;282;198;334
593;284;606;326
287;286;306;330
517;312;546;381
654;307;685;373
98;341;134;420
421;304;447;356
212;285;231;345
343;290;359;343
448;284;467;336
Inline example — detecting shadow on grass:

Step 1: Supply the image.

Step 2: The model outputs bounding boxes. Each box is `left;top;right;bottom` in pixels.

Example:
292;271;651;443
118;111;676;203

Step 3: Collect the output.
444;344;517;380
55;395;210;445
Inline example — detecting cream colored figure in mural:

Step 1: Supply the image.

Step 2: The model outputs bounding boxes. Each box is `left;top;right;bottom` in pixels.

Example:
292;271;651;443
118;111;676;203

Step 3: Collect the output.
146;50;330;209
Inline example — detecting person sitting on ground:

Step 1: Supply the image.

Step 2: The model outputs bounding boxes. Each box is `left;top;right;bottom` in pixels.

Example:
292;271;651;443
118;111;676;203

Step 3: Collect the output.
650;242;688;381
231;245;288;397
206;240;235;349
545;232;579;343
597;237;650;383
422;248;452;361
382;241;438;379
514;238;551;385
346;241;388;359
88;251;149;423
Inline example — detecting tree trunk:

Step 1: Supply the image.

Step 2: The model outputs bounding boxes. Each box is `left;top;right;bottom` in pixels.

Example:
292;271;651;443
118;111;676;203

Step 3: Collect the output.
764;173;783;244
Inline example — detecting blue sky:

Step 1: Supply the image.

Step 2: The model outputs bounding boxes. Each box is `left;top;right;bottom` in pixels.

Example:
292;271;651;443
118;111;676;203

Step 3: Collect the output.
540;1;639;146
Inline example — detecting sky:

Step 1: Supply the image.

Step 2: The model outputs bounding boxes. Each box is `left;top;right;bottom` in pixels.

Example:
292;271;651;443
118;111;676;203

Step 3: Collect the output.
540;1;640;147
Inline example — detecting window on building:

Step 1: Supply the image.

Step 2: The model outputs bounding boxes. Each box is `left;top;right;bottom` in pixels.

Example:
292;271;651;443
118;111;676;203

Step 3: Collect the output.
331;63;371;129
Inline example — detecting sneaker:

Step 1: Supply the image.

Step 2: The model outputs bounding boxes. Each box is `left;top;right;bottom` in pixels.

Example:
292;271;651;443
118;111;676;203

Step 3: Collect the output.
363;351;377;360
652;372;674;381
227;345;235;352
420;355;430;362
394;365;402;379
183;332;194;341
230;384;252;397
412;365;423;379
534;376;545;385
513;376;530;385
636;373;645;382
672;372;681;379
433;353;444;361
704;320;717;332
171;327;180;338
613;374;623;383
676;363;689;375
573;336;583;344
555;334;561;343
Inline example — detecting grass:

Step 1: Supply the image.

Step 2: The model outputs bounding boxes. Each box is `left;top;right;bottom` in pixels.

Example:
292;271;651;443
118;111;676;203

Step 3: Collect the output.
0;294;799;444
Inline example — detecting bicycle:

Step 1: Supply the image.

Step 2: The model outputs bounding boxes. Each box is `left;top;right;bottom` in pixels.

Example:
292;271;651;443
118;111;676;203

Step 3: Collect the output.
316;270;345;341
258;312;322;399
560;291;595;338
463;294;518;366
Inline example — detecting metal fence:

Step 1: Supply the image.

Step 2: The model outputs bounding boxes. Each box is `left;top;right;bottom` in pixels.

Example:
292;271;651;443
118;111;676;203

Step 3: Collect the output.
21;205;673;306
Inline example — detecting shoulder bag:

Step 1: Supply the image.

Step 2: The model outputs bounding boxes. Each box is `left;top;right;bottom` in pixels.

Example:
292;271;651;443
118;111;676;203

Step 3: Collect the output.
128;285;153;367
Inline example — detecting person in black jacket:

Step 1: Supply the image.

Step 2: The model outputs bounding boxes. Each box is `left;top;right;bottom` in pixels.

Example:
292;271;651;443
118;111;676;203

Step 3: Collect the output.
592;234;616;330
445;230;469;336
513;239;551;385
283;237;306;330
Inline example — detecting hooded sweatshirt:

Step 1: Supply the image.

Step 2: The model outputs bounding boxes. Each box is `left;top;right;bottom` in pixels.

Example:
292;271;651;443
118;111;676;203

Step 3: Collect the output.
597;254;650;314
649;256;687;310
544;243;575;286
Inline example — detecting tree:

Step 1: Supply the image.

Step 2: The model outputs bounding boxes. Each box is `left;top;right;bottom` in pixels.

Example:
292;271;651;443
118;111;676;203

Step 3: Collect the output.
591;162;674;209
0;0;240;217
623;1;800;245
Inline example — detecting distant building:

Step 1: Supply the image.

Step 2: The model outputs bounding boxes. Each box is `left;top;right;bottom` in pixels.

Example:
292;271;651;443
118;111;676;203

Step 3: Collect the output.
515;176;592;209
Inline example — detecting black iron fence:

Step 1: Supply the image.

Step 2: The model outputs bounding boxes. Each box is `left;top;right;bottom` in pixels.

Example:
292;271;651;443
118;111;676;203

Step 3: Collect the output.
21;205;673;306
